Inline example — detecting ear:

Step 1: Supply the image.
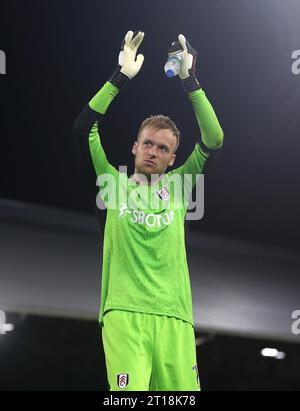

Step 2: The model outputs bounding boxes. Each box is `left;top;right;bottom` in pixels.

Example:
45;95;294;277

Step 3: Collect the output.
132;141;137;156
168;153;176;167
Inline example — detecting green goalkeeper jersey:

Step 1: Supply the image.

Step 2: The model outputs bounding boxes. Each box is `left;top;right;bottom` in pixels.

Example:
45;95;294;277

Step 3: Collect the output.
74;81;223;327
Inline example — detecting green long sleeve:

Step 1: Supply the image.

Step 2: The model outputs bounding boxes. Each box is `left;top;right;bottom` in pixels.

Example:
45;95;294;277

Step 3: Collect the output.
89;81;120;114
188;89;224;149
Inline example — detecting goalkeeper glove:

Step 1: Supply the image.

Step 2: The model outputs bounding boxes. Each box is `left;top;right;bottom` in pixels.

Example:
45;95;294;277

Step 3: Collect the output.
168;34;201;93
109;30;145;90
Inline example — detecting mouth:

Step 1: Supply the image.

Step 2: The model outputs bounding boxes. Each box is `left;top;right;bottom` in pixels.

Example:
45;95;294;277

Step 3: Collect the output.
144;160;157;167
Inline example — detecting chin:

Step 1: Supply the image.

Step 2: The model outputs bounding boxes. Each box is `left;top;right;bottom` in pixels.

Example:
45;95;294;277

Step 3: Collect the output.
136;163;165;178
143;167;161;176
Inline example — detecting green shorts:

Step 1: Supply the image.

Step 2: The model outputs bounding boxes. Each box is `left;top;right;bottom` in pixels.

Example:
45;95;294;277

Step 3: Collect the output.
101;309;201;391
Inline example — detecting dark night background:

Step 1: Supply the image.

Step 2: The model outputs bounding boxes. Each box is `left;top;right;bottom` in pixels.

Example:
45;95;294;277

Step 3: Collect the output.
1;0;300;391
1;0;299;248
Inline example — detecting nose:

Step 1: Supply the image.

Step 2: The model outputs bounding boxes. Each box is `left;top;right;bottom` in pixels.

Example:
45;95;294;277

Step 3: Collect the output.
149;146;158;157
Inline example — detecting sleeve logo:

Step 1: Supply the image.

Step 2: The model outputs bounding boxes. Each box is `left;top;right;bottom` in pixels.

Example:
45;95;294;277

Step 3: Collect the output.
117;373;129;389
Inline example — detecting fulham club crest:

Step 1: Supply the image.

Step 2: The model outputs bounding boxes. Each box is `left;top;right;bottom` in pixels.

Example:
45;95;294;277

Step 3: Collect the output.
157;187;169;201
117;373;129;389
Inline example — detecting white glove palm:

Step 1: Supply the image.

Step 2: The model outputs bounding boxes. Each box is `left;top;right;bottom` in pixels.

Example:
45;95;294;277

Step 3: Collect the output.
178;34;195;80
119;31;145;79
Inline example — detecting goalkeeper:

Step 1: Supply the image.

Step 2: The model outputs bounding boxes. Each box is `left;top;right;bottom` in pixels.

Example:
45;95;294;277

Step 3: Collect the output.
74;30;223;391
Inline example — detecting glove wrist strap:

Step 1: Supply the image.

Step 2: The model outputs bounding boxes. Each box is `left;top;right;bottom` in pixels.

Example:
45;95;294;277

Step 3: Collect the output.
181;73;201;93
109;69;131;91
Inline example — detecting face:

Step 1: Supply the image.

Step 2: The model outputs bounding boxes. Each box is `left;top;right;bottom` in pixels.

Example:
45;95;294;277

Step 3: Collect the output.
132;126;177;179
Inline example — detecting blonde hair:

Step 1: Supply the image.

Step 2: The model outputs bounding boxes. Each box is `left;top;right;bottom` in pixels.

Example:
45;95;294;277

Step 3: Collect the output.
138;115;180;152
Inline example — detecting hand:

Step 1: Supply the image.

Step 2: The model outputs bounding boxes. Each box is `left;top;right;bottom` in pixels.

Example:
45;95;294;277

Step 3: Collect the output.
177;34;198;80
119;30;145;79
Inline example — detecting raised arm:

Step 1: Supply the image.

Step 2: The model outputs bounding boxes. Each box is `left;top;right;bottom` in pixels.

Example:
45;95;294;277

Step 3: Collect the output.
73;30;145;210
73;30;145;177
178;34;224;156
167;34;224;208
